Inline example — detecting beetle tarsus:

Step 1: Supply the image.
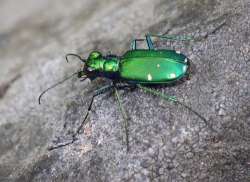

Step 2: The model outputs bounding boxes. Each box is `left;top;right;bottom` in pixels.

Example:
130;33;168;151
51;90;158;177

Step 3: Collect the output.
47;136;78;151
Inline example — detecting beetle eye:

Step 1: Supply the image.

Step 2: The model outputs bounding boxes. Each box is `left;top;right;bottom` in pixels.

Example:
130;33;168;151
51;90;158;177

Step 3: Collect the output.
89;51;102;60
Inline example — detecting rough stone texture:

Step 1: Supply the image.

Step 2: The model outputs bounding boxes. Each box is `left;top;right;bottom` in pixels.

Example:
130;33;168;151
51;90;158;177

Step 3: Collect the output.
0;0;249;181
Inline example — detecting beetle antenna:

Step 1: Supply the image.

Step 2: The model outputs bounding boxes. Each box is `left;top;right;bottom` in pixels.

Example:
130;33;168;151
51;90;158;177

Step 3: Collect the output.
65;53;86;63
38;72;78;104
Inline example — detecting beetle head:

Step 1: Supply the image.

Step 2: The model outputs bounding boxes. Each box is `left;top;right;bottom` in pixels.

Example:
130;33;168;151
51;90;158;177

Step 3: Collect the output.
65;51;105;80
85;51;105;72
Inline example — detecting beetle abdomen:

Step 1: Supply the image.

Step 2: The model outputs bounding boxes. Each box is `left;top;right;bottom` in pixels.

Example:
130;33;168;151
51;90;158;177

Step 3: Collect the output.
119;50;189;84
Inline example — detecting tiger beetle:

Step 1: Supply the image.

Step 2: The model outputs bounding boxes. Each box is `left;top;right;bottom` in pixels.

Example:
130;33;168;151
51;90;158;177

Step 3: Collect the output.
39;34;212;152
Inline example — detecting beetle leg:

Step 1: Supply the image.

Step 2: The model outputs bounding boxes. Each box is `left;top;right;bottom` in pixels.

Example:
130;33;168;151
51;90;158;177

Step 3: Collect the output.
48;84;114;151
114;82;137;91
137;84;177;102
130;38;145;50
137;84;217;133
130;39;136;50
145;34;155;50
147;33;194;42
114;86;130;152
144;33;193;50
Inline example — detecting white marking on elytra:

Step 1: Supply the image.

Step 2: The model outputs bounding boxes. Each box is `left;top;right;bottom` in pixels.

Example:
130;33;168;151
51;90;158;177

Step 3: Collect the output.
183;65;187;72
176;50;181;54
170;73;176;78
157;64;160;68
147;73;152;81
184;58;188;63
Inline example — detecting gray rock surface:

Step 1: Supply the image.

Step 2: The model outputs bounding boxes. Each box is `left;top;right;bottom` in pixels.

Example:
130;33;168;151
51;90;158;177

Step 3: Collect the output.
0;0;249;181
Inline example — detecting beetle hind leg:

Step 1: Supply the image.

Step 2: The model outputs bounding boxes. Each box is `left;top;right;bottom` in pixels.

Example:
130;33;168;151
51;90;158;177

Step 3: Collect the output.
137;84;216;133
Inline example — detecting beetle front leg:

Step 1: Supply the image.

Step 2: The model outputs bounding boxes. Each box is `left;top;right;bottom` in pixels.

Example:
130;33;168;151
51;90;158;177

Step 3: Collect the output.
48;84;114;151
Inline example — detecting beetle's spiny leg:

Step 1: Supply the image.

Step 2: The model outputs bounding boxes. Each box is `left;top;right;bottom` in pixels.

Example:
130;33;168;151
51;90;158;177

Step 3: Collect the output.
48;96;93;151
137;84;217;133
48;84;114;151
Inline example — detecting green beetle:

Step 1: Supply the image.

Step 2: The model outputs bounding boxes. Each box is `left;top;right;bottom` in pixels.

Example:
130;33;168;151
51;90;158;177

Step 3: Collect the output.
39;34;212;151
79;34;190;84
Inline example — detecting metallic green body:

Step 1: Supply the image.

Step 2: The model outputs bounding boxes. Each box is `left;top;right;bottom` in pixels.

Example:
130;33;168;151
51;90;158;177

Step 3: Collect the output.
86;50;189;84
120;50;189;83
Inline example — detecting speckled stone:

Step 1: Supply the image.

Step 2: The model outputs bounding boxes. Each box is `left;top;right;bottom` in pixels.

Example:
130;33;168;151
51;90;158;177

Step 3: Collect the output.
0;0;250;181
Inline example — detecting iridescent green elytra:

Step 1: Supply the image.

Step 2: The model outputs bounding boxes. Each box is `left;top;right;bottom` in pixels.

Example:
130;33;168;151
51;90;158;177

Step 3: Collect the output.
39;34;212;152
120;49;189;83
